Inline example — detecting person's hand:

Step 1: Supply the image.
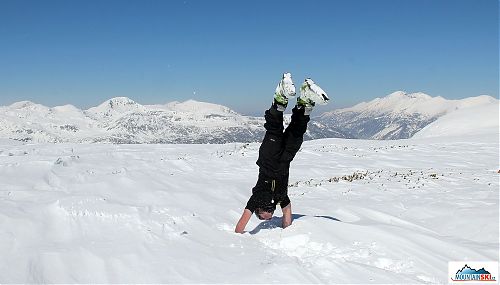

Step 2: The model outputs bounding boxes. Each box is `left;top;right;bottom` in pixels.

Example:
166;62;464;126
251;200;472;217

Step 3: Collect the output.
281;203;292;228
235;209;252;233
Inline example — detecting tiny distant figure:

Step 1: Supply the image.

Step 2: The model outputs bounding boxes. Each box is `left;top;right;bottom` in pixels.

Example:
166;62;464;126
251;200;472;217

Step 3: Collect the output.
235;73;330;233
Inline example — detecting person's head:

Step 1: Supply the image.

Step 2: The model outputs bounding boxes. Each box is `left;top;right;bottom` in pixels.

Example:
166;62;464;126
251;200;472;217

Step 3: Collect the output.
255;206;274;220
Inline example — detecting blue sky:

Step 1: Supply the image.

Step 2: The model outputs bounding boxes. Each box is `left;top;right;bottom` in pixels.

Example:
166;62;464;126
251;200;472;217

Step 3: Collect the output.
0;0;498;115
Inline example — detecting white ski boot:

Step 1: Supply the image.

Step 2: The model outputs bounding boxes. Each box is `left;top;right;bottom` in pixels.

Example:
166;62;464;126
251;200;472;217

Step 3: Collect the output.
298;78;330;114
273;72;296;111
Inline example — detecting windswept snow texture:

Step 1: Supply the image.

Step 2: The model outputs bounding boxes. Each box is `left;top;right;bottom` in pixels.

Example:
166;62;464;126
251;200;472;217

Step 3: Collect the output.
0;134;498;283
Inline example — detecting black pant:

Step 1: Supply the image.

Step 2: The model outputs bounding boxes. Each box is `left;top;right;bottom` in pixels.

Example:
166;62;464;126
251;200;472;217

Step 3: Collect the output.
246;106;310;212
256;106;310;178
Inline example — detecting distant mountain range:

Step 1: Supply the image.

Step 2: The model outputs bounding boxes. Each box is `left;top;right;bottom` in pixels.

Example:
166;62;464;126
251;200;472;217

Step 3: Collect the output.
319;91;497;140
0;92;497;144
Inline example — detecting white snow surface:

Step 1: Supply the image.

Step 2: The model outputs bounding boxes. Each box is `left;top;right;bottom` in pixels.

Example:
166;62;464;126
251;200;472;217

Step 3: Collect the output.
413;101;499;138
0;134;498;283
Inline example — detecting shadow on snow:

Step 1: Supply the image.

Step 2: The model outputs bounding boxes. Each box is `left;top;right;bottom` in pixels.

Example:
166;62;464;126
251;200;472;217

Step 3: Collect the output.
249;214;341;235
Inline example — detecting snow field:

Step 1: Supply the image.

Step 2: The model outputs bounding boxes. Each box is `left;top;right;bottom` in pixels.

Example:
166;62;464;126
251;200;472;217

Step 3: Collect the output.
0;134;498;283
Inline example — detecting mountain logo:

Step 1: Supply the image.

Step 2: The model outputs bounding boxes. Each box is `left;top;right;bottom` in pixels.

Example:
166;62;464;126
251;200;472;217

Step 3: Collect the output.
449;262;498;283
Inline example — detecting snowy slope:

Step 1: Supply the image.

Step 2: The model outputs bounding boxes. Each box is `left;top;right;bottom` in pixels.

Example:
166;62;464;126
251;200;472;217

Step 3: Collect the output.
0;133;498;283
348;92;495;115
318;92;498;139
413;101;499;138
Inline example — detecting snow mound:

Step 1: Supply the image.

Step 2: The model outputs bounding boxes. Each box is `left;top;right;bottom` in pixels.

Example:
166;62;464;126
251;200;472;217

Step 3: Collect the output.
7;101;50;113
86;97;145;117
51;104;81;114
413;100;499;138
164;100;239;115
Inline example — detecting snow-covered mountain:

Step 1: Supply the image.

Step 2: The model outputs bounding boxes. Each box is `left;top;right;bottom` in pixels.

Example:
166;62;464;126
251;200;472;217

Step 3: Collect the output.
0;92;497;143
413;100;499;138
0;98;265;144
89;98;269;144
86;97;147;122
318;91;498;139
0;101;101;143
0;98;350;143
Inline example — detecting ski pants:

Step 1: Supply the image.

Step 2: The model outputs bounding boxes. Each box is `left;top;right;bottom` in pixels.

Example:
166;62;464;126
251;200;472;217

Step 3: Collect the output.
256;106;310;178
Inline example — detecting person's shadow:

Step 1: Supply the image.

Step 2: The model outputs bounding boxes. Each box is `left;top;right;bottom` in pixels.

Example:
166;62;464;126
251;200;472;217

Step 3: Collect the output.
249;214;341;235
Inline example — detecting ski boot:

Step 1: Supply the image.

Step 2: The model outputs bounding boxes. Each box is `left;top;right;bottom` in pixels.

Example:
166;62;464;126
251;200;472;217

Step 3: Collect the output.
273;72;296;111
297;78;330;115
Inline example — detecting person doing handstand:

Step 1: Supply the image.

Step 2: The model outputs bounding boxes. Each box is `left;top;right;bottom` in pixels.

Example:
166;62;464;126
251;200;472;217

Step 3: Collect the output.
235;73;330;233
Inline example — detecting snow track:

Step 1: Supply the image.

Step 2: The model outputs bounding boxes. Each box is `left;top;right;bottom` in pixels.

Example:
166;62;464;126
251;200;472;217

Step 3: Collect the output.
0;135;498;283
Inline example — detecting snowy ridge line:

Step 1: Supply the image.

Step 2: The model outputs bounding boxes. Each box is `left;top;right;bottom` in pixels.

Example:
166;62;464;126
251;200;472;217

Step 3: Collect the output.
1;92;497;143
0;97;267;144
319;92;498;140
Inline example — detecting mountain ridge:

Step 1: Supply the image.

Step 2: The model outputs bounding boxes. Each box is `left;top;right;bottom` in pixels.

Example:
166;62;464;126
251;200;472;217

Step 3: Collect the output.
1;92;497;143
317;92;497;140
